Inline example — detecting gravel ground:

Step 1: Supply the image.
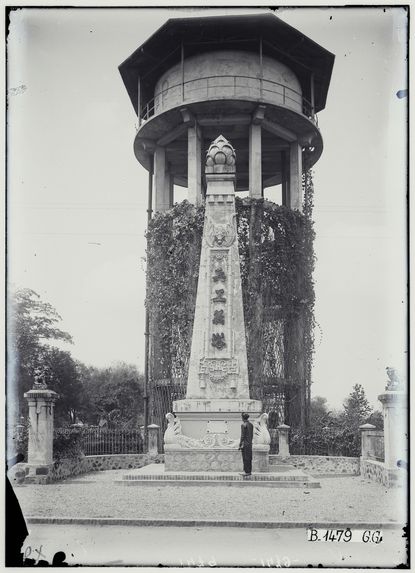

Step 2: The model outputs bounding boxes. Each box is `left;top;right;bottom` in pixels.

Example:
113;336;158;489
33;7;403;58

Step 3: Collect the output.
13;469;406;524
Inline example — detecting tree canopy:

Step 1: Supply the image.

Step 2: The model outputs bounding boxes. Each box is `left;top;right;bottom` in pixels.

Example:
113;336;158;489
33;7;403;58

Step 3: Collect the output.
342;383;373;428
8;288;74;422
10;288;73;357
79;362;144;428
8;288;144;429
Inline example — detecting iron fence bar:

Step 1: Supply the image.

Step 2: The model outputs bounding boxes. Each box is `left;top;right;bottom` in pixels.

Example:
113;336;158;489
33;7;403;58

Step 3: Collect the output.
77;428;146;455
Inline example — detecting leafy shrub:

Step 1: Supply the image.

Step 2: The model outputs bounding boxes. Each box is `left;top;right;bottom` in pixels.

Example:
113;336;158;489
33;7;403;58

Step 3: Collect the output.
289;425;361;457
53;427;84;461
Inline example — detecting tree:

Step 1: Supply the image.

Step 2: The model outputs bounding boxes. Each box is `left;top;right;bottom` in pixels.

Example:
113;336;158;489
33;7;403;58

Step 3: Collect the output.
290;386;376;457
367;409;384;430
79;362;144;428
310;396;330;424
331;383;374;456
10;288;72;357
41;348;84;426
8;288;73;423
342;383;373;428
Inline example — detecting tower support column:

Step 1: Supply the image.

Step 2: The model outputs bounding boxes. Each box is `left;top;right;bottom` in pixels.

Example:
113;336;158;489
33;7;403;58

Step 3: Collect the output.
188;124;202;206
281;150;289;206
154;146;170;212
289;142;303;211
168;171;174;207
249;123;262;198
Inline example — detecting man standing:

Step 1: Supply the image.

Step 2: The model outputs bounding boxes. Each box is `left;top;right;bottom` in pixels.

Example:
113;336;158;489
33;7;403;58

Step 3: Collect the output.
239;412;254;476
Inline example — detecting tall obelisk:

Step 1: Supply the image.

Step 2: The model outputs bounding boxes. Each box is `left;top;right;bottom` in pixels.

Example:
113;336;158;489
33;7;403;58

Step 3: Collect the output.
164;136;269;472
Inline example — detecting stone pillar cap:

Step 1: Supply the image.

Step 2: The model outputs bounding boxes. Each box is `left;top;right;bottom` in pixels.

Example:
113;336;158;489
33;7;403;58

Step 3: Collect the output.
378;390;407;402
277;423;290;429
24;388;59;399
359;423;376;430
147;423;160;429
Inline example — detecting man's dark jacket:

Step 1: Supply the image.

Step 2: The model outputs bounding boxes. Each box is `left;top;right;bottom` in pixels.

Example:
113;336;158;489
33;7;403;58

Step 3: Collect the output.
239;421;254;448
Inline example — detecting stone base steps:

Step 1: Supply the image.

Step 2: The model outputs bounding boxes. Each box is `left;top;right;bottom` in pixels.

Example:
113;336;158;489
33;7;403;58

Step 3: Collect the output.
116;478;320;488
116;465;320;488
268;463;296;472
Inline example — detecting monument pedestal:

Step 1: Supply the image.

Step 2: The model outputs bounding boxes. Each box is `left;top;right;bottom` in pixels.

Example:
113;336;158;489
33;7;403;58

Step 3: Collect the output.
174;398;262;438
165;445;269;472
165;398;273;472
166;397;268;471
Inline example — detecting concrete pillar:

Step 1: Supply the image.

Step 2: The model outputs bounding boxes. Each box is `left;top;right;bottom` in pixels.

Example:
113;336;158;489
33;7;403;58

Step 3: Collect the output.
277;423;290;457
281;150;289;206
289;142;303;211
359;423;376;460
378;391;407;469
24;387;58;482
188;124;202;206
168;171;174;208
249;123;262;198
154;146;170;212
147;423;160;455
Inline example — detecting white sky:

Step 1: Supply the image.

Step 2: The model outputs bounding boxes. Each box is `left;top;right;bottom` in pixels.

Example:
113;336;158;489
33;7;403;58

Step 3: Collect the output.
7;6;408;410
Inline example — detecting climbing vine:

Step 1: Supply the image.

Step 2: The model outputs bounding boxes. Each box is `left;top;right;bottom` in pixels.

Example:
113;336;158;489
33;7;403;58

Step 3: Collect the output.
146;171;316;429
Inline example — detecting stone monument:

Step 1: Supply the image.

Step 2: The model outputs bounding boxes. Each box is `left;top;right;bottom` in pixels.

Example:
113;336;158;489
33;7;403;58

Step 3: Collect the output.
164;136;270;472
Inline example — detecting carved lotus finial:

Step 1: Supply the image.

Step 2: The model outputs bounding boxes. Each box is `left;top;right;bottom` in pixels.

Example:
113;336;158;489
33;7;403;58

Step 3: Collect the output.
205;135;236;174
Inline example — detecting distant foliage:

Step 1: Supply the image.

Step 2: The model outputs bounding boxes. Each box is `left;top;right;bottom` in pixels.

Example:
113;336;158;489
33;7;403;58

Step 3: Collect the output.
290;425;360;457
342;383;373;428
8;288;145;436
367;409;384;430
290;386;381;456
8;288;82;428
78;362;144;428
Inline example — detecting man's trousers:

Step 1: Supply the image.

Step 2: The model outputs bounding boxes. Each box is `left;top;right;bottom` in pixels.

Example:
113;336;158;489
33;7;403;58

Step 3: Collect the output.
241;444;252;474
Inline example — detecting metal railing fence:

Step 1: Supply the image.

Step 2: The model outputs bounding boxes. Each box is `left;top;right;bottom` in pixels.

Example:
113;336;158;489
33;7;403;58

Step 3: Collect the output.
140;74;316;124
81;428;144;456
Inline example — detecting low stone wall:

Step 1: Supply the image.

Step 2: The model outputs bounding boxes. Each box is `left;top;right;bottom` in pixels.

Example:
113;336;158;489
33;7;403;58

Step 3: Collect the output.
51;453;165;481
360;459;405;487
9;454;165;485
270;455;360;475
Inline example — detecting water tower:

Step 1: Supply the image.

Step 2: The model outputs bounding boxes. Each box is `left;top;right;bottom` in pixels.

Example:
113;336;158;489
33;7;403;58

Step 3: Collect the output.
119;13;334;439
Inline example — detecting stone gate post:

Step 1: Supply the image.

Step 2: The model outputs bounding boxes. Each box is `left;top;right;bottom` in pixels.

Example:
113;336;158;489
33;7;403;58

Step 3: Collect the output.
147;423;160;456
24;387;58;483
277;424;290;457
359;423;376;459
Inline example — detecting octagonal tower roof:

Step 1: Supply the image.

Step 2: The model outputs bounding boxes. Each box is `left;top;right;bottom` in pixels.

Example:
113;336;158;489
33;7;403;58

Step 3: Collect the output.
119;12;334;116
